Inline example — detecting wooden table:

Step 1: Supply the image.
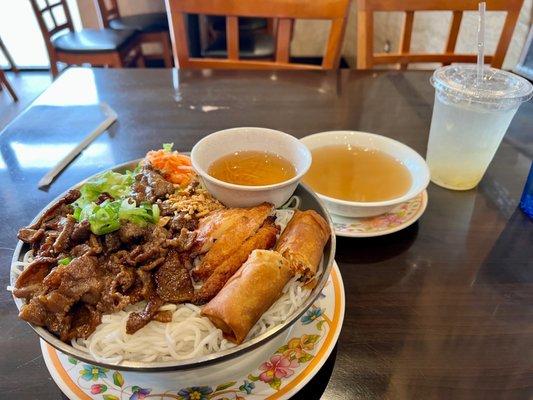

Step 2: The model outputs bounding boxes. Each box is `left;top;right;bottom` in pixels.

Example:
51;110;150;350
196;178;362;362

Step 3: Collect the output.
1;68;532;399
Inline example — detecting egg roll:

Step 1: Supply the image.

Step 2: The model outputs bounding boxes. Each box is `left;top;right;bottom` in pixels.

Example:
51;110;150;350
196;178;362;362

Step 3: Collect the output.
275;210;330;278
201;249;293;344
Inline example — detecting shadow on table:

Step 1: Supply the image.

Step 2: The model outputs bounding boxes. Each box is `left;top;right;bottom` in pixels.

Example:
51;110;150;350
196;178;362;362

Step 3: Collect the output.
290;345;338;399
336;222;418;264
335;223;419;290
475;207;533;284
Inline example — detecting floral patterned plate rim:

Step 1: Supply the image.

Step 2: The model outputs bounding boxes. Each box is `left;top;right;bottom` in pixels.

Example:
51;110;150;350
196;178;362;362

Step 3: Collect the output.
331;190;428;238
41;263;345;400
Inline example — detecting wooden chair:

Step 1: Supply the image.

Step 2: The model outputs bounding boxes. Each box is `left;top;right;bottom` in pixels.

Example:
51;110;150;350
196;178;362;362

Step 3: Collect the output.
95;0;173;67
0;36;18;72
30;0;142;77
356;0;524;69
0;70;18;102
165;0;350;70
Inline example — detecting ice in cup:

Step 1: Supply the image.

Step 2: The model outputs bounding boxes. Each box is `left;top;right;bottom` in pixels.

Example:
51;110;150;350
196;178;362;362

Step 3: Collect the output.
426;65;532;190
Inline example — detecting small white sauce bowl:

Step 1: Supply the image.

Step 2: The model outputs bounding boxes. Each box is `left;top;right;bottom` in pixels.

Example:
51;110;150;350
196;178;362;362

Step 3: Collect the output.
191;127;312;208
300;131;430;218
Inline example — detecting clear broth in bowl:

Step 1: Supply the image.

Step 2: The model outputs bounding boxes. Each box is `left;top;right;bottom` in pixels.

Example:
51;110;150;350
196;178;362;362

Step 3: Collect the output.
208;150;296;186
303;145;412;202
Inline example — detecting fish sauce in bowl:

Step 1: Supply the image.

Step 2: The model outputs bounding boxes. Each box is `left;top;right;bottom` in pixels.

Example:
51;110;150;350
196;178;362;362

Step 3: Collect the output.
208;150;296;186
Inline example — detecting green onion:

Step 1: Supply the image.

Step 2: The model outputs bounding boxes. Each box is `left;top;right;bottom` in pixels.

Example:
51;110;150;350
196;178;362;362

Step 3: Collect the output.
72;151;166;235
74;170;135;212
58;257;72;265
77;199;159;235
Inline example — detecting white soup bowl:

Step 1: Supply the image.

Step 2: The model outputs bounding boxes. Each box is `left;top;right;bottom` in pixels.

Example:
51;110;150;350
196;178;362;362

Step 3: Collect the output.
300;131;430;217
191;127;312;208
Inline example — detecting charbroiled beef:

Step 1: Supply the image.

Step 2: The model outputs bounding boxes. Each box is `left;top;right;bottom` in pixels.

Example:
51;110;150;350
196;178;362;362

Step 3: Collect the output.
104;231;121;253
18;228;45;244
165;228;196;252
139;257;166;271
118;222;150;244
155;251;194;303
71;220;91;243
125;269;154;304
29;189;80;230
35;231;58;257
65;303;101;340
132;165;174;204
13;257;56;299
125;295;164;334
70;244;92;258
169;212;198;232
53;216;76;254
88;234;103;254
158;200;175;217
39;290;75;314
55;255;103;300
96;192;114;204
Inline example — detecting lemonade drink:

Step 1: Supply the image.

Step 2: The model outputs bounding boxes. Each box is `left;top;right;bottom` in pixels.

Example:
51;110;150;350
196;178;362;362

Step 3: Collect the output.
426;65;532;191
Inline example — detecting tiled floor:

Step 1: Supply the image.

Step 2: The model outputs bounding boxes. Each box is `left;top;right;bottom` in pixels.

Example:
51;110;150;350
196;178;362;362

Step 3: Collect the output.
0;70;52;131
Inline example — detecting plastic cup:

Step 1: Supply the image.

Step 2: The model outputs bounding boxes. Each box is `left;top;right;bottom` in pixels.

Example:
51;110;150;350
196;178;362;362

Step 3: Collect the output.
426;65;533;190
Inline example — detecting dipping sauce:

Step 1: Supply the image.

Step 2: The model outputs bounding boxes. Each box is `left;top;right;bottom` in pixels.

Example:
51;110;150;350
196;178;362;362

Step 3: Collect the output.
303;145;412;202
208;150;296;186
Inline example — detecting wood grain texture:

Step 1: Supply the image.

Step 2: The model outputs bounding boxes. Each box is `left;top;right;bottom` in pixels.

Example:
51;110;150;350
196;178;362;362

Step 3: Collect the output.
356;9;373;69
356;0;523;69
0;68;532;399
399;11;414;70
164;0;350;19
226;16;240;60
444;10;463;63
357;0;523;12
275;18;292;63
166;0;349;70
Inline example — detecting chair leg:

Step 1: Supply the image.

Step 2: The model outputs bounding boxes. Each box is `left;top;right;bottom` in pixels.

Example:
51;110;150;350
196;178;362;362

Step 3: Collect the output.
0;70;18;102
161;33;173;68
110;52;123;68
137;50;146;67
49;53;60;78
0;37;18;73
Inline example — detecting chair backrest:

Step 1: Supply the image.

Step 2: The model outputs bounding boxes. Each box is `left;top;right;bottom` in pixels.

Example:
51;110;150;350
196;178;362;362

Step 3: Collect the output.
30;0;74;55
356;0;524;69
94;0;121;28
165;0;351;70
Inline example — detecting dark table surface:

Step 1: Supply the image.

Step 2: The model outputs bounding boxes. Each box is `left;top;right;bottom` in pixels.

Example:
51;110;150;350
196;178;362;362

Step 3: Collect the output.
1;68;532;400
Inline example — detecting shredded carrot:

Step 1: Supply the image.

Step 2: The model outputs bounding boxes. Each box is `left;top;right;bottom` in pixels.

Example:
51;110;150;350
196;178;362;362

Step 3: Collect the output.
146;149;194;185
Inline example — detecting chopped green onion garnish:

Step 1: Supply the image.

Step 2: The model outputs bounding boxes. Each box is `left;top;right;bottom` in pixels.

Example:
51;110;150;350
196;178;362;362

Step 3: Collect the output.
163;143;174;152
58;257;72;265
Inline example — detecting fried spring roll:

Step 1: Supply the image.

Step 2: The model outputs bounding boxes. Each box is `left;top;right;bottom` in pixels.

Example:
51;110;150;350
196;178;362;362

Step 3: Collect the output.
195;219;278;304
201;250;293;344
275;210;330;278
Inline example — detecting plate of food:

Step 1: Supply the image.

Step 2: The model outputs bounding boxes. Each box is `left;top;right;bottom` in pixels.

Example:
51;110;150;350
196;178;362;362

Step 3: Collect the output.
9;127;338;374
39;262;344;399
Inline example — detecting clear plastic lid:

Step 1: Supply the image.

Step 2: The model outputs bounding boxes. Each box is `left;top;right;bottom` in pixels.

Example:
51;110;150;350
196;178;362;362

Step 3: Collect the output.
431;65;533;110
